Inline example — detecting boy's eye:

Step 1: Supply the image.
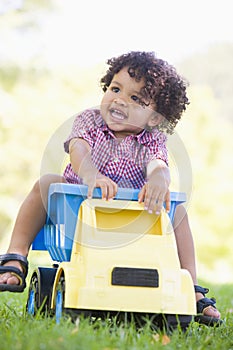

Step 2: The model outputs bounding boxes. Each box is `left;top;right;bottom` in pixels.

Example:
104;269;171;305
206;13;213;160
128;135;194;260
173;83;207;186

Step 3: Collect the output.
131;95;140;102
131;95;147;107
111;86;120;93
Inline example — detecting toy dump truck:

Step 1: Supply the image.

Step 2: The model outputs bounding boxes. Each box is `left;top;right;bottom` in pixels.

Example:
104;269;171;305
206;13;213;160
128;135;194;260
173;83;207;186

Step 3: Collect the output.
27;183;196;329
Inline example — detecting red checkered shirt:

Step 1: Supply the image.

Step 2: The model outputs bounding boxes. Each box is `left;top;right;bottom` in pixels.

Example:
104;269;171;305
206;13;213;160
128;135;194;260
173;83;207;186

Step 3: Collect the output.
63;109;168;189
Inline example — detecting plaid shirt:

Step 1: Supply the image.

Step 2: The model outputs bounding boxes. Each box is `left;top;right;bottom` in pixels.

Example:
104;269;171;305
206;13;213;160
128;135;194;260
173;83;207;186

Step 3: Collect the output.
63;109;168;189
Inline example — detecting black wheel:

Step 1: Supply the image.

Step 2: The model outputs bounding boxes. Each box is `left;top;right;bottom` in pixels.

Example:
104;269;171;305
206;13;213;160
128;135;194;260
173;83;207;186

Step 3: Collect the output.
54;272;65;324
163;314;192;332
27;267;57;316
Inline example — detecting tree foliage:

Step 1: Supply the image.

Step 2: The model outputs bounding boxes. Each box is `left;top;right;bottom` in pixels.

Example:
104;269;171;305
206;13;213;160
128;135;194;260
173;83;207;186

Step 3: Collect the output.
178;43;233;122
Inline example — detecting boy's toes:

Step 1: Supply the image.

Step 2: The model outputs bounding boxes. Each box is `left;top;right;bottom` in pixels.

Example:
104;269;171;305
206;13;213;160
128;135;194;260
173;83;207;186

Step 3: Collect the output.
0;272;10;283
0;272;20;285
203;305;221;319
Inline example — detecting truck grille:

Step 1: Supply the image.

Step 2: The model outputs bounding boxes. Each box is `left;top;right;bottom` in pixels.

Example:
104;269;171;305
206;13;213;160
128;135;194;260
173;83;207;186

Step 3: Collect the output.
112;267;159;287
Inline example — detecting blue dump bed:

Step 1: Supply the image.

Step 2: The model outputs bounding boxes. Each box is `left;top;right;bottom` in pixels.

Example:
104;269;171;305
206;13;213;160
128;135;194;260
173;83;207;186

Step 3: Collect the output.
32;184;186;262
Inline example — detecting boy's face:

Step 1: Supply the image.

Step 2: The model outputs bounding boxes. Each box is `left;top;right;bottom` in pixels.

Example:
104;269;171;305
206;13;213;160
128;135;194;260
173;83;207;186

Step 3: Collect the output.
100;67;163;139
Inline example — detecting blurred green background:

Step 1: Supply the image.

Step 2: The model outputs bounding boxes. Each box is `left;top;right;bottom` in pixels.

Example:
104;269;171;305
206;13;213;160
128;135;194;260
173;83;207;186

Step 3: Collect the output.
0;0;232;284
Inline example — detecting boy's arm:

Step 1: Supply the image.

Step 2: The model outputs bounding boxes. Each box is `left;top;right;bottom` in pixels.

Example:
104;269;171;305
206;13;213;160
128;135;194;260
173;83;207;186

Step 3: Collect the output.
138;159;171;214
69;138;118;199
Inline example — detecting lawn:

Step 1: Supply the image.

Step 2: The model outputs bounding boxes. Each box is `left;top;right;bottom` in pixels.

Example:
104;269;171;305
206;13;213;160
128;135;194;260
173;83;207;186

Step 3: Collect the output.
0;282;232;350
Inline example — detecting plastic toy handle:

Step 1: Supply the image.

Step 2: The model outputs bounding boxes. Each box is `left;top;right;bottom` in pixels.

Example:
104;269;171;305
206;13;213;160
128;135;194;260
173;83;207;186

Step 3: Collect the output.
49;183;186;203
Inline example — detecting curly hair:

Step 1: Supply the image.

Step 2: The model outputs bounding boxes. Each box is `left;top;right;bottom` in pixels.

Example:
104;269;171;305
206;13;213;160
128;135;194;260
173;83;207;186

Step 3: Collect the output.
100;51;189;134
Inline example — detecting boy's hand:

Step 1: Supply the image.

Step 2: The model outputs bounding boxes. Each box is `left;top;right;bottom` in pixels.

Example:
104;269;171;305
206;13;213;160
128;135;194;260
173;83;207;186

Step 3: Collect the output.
83;172;118;200
138;165;170;214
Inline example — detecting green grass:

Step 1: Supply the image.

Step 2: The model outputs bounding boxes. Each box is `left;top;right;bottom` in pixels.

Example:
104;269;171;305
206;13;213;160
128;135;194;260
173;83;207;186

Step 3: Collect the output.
0;283;232;350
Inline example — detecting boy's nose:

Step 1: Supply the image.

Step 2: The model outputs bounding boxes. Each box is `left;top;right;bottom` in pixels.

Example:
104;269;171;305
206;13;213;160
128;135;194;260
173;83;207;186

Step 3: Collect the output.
114;95;127;106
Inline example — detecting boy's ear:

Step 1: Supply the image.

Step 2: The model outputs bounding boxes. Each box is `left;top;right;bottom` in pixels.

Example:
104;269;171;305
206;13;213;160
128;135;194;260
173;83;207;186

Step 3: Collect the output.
147;112;164;127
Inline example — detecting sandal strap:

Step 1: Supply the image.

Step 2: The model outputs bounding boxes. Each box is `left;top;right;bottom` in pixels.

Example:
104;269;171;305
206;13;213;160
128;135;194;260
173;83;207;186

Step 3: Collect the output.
0;266;25;285
0;265;27;292
0;253;28;277
196;297;217;314
194;285;209;295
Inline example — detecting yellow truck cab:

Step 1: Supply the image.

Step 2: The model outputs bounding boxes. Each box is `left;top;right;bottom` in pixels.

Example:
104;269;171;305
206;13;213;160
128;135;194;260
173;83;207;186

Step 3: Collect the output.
27;183;196;330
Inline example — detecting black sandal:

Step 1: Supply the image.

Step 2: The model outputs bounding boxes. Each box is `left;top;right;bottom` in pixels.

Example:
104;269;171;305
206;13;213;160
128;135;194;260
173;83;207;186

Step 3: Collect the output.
0;253;28;293
194;285;223;326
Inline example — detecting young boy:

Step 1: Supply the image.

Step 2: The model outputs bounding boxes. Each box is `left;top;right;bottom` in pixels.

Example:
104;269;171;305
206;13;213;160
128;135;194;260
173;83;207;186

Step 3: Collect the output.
0;51;221;323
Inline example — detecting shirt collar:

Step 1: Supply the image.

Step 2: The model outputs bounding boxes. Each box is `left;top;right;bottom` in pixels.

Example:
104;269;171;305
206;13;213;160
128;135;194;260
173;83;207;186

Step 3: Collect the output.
97;112;160;144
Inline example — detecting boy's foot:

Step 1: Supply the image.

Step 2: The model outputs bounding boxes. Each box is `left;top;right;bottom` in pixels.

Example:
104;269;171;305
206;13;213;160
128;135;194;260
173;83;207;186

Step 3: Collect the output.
0;253;28;292
196;291;221;318
0;262;22;285
194;285;222;326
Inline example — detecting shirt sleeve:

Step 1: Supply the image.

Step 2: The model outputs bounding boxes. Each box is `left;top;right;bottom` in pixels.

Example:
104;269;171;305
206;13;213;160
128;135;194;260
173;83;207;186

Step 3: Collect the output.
64;109;97;153
147;131;168;166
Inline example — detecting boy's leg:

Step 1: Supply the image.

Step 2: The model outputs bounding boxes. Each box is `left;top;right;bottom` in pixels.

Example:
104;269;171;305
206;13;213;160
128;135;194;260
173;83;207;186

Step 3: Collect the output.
173;204;220;319
0;174;66;286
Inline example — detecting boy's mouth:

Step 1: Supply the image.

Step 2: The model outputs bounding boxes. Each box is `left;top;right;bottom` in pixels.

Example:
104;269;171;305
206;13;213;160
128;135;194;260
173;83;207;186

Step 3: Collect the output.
110;108;127;120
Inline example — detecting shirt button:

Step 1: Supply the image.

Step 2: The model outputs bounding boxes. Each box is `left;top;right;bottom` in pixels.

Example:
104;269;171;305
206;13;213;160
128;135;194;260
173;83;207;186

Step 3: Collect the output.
113;157;119;162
